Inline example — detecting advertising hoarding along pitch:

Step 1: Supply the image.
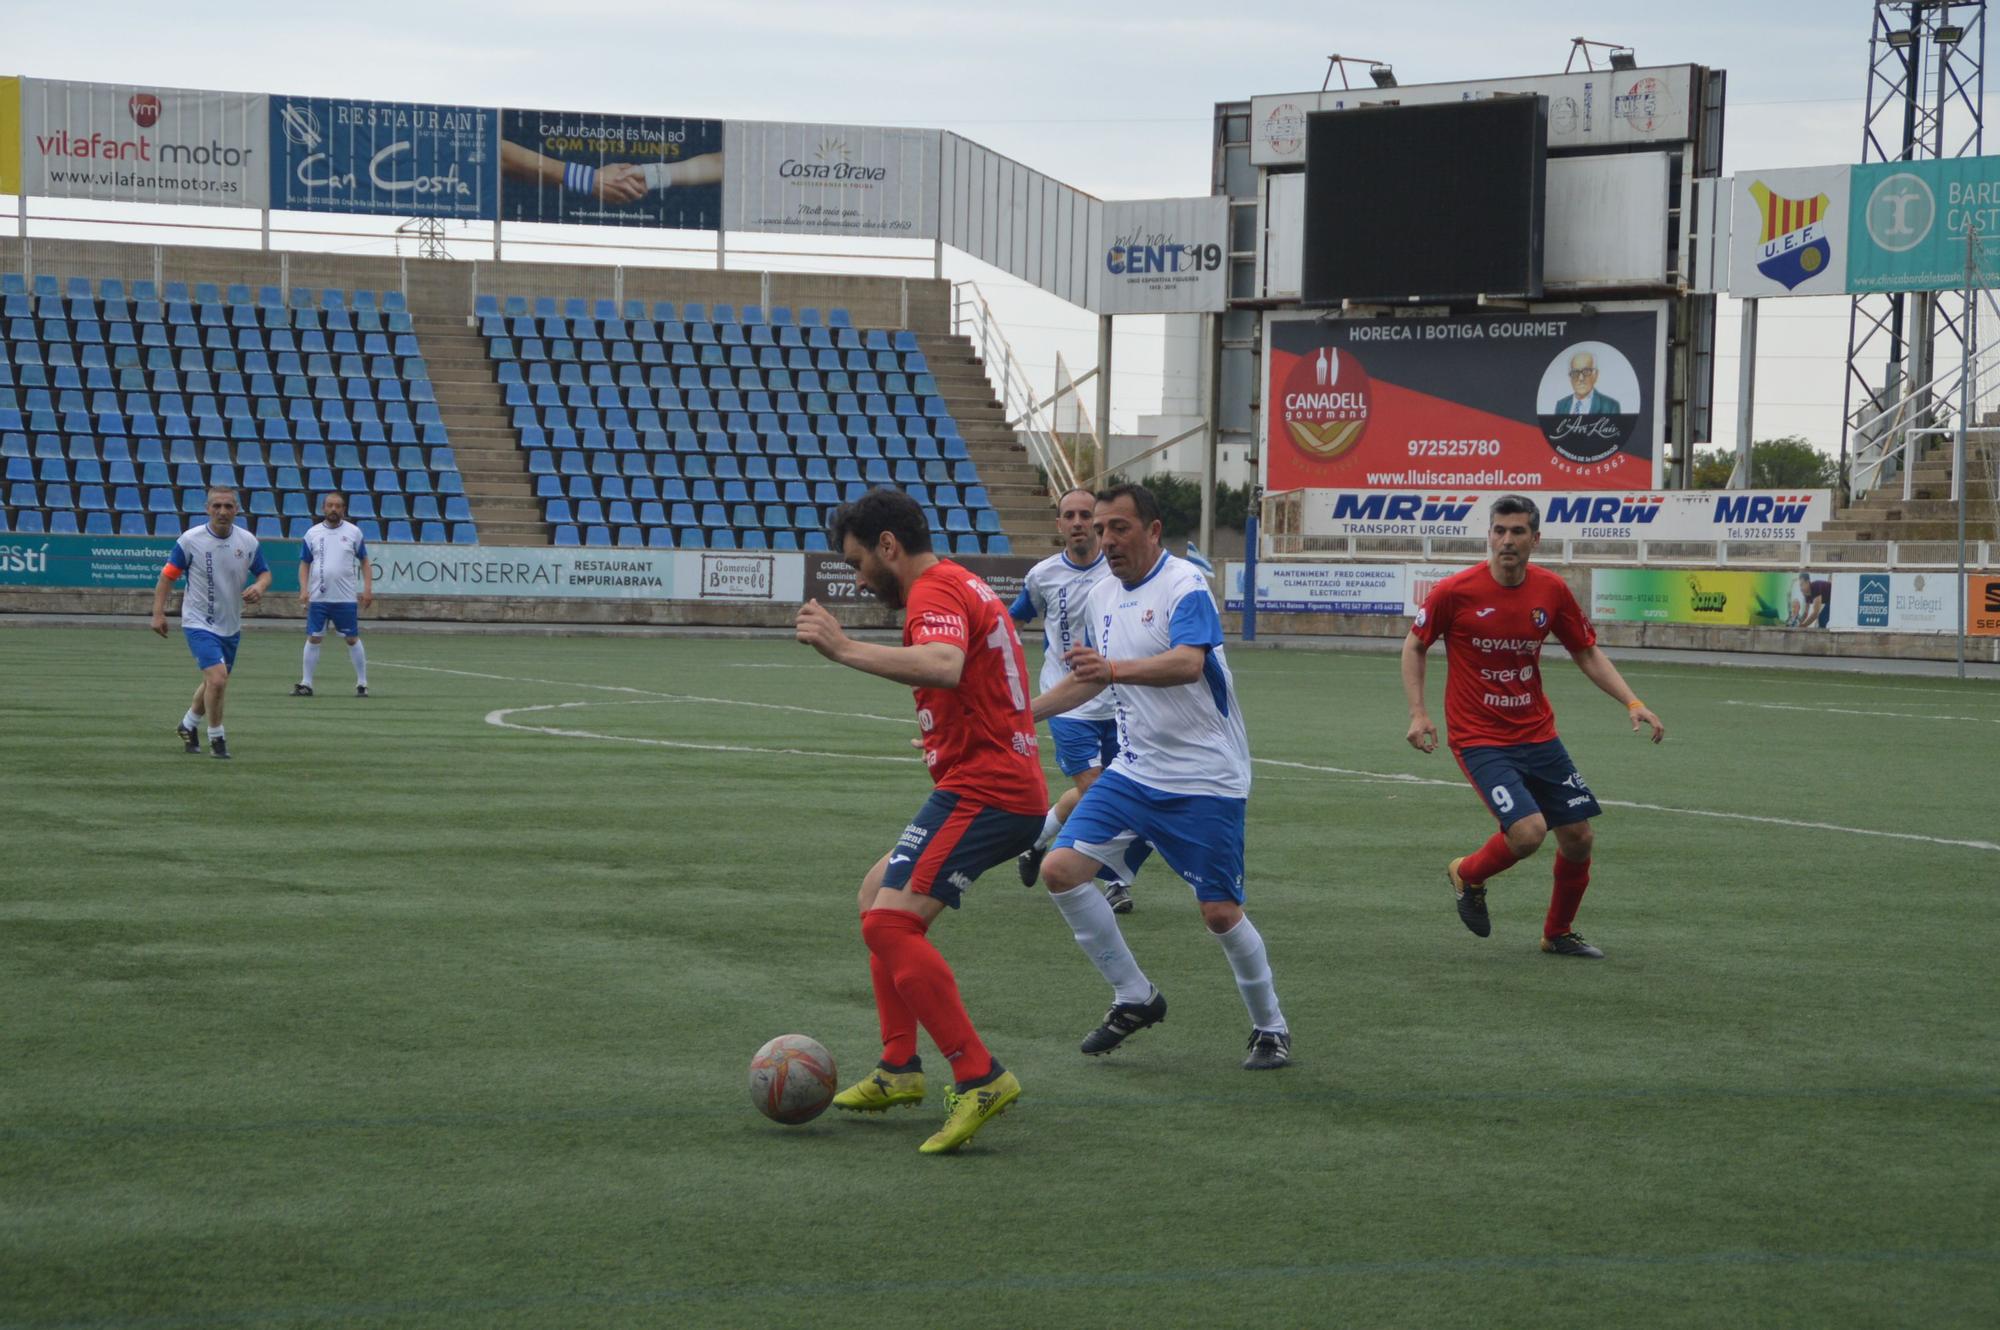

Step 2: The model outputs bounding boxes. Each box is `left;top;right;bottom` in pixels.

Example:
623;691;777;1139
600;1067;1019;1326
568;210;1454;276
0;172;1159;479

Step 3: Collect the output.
501;110;722;229
723;122;938;239
1265;308;1664;493
365;544;804;602
1096;197;1228;315
1826;570;1961;632
269;96;495;219
1590;568;1801;627
1970;574;2000;636
1222;561;1405;614
18;78;268;208
0;532;301;592
1294;489;1833;544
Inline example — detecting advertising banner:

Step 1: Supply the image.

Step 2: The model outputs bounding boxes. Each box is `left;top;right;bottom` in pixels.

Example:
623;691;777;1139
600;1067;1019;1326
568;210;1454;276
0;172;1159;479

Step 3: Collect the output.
365;544;803;601
1591;568;1800;626
1403;562;1476;615
20;78;268;208
0;532;299;592
270;96;495;218
1265;307;1665;493
1095;197;1229;315
1296;488;1831;544
501;109;722;229
1970;574;2000;636
723;122;937;239
1728;164;1850;298
1222;560;1404;613
1827;570;1961;632
1250;66;1697;166
0;77;19;194
1848;157;2000;293
805;552;1034;608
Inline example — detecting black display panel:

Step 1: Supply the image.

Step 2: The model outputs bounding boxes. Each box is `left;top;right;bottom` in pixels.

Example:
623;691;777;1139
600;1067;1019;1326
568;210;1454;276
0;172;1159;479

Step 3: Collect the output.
1301;97;1546;304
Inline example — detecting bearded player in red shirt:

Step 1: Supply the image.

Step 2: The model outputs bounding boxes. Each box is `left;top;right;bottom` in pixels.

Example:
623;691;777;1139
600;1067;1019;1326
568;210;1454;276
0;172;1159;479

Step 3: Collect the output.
795;488;1047;1153
1401;495;1665;958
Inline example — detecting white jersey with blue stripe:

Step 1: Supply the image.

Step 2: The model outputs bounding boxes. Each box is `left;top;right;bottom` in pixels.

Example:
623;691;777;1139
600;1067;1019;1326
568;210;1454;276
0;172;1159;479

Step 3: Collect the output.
301;520;368;603
169;522;268;637
1010;549;1115;722
1088;551;1250;798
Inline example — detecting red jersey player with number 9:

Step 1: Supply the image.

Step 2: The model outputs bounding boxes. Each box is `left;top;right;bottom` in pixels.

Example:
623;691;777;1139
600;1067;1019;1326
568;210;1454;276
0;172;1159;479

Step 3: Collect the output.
1400;495;1666;958
794;488;1047;1154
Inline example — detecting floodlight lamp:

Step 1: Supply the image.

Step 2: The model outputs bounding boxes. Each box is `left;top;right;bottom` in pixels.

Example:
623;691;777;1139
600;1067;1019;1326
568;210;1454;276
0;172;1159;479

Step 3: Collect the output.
1936;24;1965;44
1369;63;1397;87
1886;29;1915;47
1608;48;1637;70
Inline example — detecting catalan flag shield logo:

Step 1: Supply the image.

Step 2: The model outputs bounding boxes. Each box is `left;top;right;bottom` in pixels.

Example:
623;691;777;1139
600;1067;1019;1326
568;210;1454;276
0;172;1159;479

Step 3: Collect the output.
1750;180;1833;291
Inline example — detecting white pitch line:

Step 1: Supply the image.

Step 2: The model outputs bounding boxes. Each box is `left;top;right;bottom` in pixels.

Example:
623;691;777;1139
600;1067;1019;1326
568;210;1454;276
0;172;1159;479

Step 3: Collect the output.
1625;671;2000;700
1724;699;2000;725
486;701;923;764
413;662;2000;855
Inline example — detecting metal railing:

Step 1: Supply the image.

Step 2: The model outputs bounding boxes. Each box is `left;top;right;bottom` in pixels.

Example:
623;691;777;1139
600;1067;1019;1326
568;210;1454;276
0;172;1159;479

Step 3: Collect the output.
949;281;1078;498
1848;287;2000;504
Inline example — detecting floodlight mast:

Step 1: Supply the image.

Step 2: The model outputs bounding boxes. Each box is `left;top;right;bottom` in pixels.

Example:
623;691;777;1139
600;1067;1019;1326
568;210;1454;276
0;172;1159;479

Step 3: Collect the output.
1840;2;1987;503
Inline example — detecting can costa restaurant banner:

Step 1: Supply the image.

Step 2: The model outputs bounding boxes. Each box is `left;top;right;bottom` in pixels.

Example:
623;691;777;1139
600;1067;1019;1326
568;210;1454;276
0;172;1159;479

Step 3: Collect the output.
270;96;495;218
1265;308;1664;494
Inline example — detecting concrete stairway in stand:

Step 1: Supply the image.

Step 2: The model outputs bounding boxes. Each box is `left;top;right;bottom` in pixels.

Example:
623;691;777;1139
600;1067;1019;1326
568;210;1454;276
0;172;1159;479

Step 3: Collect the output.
415;315;550;547
916;332;1055;555
1812;428;1997;557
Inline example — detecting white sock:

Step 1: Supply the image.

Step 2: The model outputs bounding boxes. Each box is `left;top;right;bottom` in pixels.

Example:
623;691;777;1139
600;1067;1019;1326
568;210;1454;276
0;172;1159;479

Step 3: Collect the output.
1034;807;1063;850
1213;914;1286;1033
207;724;225;741
301;641;320;685
348;641;367;686
181;708;200;730
1049;882;1151;1004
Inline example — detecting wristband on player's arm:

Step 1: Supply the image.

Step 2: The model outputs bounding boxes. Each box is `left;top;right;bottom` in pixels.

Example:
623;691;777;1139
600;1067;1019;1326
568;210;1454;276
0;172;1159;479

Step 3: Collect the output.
563;162;597;195
1626;698;1646;711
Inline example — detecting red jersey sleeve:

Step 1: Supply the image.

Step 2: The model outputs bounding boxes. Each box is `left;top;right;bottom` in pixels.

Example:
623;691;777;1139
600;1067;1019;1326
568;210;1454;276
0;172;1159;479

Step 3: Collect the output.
1548;577;1597;653
904;576;972;651
1411;578;1453;647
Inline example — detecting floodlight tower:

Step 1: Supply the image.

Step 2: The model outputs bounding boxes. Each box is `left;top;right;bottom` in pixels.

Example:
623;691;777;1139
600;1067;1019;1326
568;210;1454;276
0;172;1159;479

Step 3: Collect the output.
1841;2;1986;478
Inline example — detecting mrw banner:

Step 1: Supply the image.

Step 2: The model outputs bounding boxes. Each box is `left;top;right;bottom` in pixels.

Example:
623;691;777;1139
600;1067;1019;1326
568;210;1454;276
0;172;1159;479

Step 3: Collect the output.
501;109;723;229
270;96;495;218
19;78;268;208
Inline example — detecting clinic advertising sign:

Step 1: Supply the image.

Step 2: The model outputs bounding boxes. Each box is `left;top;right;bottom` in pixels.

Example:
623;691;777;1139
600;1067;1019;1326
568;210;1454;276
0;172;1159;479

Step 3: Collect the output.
18;79;268;208
723;122;939;239
1848;157;2000;292
501;110;722;229
269;96;495;218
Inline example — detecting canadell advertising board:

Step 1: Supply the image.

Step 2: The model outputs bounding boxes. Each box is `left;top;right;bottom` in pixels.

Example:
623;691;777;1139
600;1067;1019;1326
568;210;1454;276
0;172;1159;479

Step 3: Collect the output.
501;110;723;229
269;96;495;218
1295;489;1833;543
1265;308;1666;492
722;122;938;239
16;78;268;208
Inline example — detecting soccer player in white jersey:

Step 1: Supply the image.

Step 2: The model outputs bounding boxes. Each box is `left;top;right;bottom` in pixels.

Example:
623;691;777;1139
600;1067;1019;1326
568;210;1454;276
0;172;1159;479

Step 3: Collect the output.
294;493;374;698
150;487;272;760
1030;484;1292;1071
1008;487;1137;912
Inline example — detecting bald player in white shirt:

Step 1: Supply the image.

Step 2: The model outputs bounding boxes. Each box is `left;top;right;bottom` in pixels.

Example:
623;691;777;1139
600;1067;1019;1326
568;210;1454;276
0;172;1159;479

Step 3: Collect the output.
294;493;374;698
151;487;272;760
1029;483;1292;1072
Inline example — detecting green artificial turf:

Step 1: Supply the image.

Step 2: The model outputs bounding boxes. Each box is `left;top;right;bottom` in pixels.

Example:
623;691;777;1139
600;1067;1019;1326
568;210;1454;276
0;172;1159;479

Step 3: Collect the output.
2;626;1995;1328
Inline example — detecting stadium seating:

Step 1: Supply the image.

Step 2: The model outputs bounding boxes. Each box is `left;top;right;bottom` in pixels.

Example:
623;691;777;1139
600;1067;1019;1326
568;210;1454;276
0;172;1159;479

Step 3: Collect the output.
0;277;474;545
476;294;1006;554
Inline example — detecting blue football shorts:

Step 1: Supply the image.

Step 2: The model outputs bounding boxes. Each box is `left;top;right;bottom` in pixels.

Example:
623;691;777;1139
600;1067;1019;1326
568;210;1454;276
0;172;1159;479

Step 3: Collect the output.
305;602;361;638
1456;738;1603;830
183;628;241;673
1055;767;1245;903
1048;715;1120;778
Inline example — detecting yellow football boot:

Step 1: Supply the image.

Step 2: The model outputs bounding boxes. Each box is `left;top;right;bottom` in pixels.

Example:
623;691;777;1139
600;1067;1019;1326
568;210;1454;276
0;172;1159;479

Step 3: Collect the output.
918;1069;1021;1154
831;1065;926;1112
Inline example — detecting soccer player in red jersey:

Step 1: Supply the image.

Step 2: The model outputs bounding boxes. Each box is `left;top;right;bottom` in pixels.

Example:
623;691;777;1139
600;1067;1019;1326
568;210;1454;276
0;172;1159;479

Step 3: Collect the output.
794;488;1047;1152
1400;495;1665;958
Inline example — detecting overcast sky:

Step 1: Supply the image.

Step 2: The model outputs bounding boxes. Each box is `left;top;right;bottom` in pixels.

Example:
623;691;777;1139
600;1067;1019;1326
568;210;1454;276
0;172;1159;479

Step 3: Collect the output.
4;2;1933;456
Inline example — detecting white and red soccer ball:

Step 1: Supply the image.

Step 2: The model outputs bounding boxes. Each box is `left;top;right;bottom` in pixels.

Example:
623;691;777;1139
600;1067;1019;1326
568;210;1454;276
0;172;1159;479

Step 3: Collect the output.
748;1034;837;1125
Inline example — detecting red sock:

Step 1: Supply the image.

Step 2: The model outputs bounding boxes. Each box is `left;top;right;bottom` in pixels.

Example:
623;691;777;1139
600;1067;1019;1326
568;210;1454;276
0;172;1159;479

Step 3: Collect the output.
1546;854;1592;938
867;948;919;1068
1458;831;1521;886
860;909;994;1086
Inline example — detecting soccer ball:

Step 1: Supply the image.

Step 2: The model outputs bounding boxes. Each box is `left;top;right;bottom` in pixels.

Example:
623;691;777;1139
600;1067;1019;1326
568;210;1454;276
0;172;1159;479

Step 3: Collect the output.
748;1034;838;1125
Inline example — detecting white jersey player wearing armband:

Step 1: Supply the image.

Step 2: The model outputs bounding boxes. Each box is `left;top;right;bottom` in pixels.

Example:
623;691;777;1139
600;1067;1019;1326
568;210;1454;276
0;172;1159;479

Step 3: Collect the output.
1030;483;1292;1071
1007;487;1136;912
294;493;374;698
149;487;272;760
